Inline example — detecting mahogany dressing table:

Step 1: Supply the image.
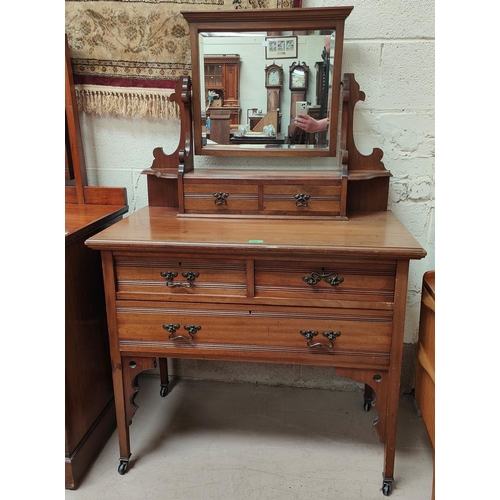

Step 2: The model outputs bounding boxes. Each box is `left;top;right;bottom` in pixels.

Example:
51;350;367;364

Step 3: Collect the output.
85;8;426;496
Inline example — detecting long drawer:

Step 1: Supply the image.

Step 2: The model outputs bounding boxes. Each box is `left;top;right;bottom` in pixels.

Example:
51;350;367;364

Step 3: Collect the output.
255;259;396;307
116;302;393;356
114;254;247;300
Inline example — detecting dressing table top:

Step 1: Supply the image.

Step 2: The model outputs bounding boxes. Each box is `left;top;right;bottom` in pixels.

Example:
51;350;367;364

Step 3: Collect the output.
86;207;425;260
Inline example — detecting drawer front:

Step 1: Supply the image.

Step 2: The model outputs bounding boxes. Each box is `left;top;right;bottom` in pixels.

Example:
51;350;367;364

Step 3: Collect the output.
115;255;247;300
263;183;341;214
116;302;393;356
184;182;259;212
255;259;396;307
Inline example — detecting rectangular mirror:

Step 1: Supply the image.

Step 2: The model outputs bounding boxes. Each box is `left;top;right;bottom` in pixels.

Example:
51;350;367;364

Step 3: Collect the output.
182;7;353;157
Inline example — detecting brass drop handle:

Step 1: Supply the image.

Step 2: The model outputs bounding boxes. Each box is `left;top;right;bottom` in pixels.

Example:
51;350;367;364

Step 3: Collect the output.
302;269;344;287
163;324;201;341
160;271;199;287
300;330;341;348
294;193;310;207
213;192;229;205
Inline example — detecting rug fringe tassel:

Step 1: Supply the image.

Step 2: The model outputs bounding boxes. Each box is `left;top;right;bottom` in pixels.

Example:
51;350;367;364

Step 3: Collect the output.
74;85;179;119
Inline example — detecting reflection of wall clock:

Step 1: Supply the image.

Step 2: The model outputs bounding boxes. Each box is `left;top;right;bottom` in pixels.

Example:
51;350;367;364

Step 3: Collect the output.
265;63;283;112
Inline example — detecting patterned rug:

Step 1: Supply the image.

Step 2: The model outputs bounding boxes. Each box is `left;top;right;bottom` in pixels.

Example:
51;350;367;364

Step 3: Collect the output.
65;0;296;117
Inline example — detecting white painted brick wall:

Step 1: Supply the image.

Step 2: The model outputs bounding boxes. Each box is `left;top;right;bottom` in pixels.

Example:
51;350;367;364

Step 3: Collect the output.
79;0;435;388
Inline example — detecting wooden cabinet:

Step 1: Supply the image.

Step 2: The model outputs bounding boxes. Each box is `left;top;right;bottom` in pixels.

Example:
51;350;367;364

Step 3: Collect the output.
204;55;240;125
65;35;128;489
65;205;127;489
415;270;435;500
415;271;435;447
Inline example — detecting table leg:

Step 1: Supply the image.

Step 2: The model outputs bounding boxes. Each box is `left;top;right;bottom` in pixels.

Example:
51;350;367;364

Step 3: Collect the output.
159;357;170;397
364;383;374;411
115;356;157;474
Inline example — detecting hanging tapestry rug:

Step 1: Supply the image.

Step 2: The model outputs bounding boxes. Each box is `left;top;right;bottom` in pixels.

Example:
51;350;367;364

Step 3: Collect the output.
65;0;295;118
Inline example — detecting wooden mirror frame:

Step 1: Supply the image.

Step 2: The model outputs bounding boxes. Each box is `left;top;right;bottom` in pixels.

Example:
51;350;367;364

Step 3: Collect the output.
182;7;353;158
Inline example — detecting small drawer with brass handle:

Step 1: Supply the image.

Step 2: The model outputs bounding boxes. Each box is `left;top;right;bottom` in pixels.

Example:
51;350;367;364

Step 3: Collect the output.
255;259;396;306
113;254;247;300
183;182;259;212
263;183;341;214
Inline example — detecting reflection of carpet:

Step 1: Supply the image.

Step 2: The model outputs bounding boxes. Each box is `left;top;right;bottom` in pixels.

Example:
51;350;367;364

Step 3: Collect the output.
65;0;294;117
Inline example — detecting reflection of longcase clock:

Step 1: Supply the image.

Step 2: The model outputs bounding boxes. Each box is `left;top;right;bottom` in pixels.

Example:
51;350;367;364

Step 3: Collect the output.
289;61;309;120
265;63;283;112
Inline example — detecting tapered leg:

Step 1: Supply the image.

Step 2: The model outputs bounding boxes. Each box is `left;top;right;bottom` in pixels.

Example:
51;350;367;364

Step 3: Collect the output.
159;358;170;397
364;383;374;411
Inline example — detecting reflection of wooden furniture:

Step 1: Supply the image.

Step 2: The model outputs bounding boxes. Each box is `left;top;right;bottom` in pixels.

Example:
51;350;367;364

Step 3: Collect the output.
65;36;128;489
315;60;326;105
204;55;240;125
206;105;240;126
251;110;279;133
249;114;264;130
230;132;285;145
87;70;426;497
415;271;435;500
208;108;231;145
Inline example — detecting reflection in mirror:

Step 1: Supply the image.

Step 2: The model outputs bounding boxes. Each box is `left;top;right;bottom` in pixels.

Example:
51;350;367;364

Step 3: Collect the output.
182;7;353;157
199;31;334;152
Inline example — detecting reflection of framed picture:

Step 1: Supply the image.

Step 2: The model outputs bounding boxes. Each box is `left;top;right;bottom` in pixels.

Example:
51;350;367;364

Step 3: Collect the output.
265;36;297;59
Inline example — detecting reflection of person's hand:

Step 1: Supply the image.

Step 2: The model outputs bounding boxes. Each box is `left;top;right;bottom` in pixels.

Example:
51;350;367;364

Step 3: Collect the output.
294;114;328;133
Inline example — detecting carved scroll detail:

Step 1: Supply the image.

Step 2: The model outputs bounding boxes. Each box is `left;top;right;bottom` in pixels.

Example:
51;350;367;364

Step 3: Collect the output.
341;73;385;172
335;367;389;443
122;356;157;425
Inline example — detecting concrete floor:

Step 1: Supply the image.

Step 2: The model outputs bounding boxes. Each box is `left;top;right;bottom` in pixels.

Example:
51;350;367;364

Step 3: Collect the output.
66;376;433;500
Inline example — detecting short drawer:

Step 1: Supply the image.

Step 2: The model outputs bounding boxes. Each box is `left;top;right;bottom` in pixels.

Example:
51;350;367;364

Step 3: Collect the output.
114;254;247;300
183;182;259;212
116;302;393;356
255;259;396;307
262;183;341;214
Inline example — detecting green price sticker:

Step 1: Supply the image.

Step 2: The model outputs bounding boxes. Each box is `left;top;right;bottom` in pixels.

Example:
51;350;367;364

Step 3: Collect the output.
248;239;264;243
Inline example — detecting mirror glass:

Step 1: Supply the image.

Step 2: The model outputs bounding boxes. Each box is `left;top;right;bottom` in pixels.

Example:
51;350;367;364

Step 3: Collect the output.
198;31;334;156
183;7;352;158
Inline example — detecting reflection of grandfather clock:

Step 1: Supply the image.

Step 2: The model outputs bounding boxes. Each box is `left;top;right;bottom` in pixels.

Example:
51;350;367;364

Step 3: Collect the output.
289;61;309;120
265;63;283;112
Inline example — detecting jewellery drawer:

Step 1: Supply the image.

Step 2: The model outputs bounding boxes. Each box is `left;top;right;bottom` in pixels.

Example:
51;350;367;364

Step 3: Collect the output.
254;259;396;307
262;183;342;214
183;182;259;212
116;302;393;355
114;254;247;300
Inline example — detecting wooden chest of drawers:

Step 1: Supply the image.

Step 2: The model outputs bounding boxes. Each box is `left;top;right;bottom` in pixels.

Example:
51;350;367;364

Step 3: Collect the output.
86;207;425;493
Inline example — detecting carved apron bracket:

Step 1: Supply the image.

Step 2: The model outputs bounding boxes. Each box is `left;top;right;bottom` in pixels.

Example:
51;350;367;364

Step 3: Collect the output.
335;367;389;444
122;356;157;425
